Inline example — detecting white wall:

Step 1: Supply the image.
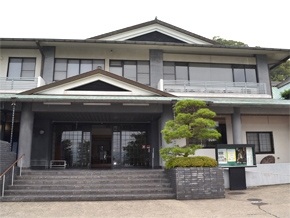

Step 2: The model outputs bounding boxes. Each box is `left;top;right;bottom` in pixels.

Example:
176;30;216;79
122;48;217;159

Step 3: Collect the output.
0;49;42;77
223;163;290;188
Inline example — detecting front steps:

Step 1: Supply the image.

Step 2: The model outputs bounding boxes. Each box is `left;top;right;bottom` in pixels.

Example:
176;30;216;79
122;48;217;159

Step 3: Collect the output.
0;169;175;202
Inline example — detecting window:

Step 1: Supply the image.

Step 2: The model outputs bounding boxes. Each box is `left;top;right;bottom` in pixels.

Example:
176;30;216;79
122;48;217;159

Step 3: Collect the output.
189;123;227;148
233;65;257;83
246;132;274;154
54;59;104;81
189;63;232;82
164;62;256;83
7;58;36;78
109;60;150;85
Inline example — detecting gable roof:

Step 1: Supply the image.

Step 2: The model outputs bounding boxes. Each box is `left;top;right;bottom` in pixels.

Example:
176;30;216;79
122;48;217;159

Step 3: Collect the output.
88;19;220;45
19;69;175;97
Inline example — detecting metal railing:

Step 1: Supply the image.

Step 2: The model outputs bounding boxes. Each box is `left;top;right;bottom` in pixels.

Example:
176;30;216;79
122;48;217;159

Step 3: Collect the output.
163;80;267;95
0;77;39;90
0;154;25;197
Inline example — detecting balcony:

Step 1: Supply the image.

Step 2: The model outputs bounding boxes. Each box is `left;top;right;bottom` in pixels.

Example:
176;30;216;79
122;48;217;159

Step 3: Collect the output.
0;77;46;93
159;80;269;98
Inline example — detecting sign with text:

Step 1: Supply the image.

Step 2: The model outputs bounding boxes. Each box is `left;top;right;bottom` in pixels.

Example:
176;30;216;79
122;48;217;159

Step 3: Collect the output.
216;144;256;167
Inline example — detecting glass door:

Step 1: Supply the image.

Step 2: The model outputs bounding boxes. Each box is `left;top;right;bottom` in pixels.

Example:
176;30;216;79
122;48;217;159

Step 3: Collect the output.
112;124;150;168
91;125;112;168
52;123;91;168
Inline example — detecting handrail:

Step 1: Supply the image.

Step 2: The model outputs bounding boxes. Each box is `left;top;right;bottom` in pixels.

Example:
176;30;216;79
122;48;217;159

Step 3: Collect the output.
0;154;25;197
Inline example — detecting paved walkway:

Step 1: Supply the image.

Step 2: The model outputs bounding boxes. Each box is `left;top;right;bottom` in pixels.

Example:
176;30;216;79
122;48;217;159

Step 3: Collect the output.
0;184;289;218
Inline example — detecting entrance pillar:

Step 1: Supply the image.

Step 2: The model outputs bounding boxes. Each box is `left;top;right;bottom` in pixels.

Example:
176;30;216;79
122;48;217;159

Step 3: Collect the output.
18;103;34;168
150;120;159;168
232;107;242;144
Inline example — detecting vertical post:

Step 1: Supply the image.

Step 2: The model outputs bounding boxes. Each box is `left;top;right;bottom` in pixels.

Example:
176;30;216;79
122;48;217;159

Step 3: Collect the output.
12;166;15;186
152;148;154;169
2;175;5;197
232;107;242;144
20;157;23;176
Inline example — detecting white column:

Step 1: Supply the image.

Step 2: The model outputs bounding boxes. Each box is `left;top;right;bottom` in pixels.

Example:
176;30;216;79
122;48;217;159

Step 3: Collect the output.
18;103;34;168
232;107;242;144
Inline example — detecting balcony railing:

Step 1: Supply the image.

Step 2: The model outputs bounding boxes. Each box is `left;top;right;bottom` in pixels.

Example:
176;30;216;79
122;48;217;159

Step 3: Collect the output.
0;77;45;92
162;80;267;95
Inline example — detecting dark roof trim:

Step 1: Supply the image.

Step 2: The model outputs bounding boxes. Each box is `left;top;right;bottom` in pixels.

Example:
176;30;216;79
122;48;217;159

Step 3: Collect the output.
87;19;220;45
19;69;175;97
1;37;290;53
269;55;290;70
275;77;290;88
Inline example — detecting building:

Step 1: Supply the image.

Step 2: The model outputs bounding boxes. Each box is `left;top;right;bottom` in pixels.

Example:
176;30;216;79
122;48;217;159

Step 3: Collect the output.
1;19;290;170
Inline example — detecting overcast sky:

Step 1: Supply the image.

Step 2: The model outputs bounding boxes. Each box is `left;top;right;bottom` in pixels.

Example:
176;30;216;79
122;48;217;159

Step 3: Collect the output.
0;0;289;49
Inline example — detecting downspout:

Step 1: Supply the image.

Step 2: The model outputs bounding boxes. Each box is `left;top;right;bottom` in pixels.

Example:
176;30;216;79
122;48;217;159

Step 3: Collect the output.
35;41;45;78
10;99;16;145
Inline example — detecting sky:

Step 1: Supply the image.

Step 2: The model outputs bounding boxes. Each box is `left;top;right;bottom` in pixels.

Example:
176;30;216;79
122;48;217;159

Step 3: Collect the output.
0;0;289;49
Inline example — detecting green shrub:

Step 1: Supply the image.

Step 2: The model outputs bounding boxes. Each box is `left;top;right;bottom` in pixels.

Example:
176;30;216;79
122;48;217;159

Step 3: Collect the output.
165;156;218;169
281;89;290;99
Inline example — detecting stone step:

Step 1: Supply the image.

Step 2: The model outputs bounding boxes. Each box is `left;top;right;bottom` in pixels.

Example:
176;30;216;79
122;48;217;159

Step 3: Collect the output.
13;178;169;185
4;187;174;196
18;174;167;180
8;183;172;190
1;193;176;202
21;169;164;175
2;169;175;202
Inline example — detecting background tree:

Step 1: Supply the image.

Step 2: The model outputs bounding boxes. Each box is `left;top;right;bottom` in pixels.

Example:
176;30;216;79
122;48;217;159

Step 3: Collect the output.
270;61;290;81
213;36;290;82
160;100;221;161
212;36;248;47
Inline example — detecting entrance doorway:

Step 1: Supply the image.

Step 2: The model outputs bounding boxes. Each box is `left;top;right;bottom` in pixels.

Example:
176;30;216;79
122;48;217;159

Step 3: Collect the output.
52;123;150;169
91;126;112;168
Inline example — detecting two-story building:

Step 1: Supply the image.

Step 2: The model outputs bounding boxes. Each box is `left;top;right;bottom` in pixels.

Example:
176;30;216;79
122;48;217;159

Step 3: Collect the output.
1;19;290;170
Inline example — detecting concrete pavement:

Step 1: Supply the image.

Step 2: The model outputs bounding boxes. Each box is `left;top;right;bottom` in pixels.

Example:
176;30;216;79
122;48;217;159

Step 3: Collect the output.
0;184;289;218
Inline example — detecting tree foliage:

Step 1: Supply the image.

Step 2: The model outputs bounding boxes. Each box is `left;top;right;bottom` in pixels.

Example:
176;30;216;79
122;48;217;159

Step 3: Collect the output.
213;36;290;82
270;61;290;81
160;100;221;161
281;89;290;99
212;36;248;47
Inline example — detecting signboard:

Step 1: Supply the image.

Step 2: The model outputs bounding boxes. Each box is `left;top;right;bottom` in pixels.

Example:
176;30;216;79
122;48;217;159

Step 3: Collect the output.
216;144;256;167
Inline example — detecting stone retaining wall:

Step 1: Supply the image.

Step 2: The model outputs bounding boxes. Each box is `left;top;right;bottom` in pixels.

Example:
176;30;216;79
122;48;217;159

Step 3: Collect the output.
165;167;225;200
0;140;18;196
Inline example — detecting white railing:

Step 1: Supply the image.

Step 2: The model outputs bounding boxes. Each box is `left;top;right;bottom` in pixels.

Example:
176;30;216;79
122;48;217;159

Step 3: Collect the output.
163;80;267;95
0;77;41;91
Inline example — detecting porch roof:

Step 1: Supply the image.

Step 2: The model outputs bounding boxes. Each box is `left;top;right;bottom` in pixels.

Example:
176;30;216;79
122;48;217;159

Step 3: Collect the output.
1;94;290;108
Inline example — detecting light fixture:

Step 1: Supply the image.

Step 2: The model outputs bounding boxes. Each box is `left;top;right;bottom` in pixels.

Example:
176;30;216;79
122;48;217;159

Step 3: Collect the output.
43;102;71;105
123;103;149;106
83;103;111;106
39;130;45;135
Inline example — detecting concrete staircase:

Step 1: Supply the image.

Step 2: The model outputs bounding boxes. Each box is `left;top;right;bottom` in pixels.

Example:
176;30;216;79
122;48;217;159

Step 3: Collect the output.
0;169;175;202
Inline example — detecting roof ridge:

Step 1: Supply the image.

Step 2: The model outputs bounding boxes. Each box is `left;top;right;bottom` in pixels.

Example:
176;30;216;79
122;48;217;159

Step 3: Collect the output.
87;19;220;45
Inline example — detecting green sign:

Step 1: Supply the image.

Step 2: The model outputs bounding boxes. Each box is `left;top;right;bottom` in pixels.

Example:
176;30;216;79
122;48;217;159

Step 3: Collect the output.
216;144;256;167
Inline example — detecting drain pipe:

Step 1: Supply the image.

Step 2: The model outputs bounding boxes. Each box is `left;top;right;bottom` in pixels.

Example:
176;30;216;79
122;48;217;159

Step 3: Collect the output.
10;100;16;145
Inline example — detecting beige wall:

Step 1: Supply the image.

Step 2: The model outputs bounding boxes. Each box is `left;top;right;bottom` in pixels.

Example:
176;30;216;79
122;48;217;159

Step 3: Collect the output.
241;115;290;163
164;53;256;65
0;49;42;77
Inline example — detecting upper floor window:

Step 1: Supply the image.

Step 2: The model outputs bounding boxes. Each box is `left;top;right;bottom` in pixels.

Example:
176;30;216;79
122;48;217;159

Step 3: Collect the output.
246;132;274;154
233;65;257;83
54;59;104;81
110;60;150;85
163;62;257;83
7;58;36;78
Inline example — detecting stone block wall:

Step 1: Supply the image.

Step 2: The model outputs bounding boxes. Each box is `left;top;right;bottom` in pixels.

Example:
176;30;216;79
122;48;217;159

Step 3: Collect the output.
0;140;18;196
165;167;225;200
